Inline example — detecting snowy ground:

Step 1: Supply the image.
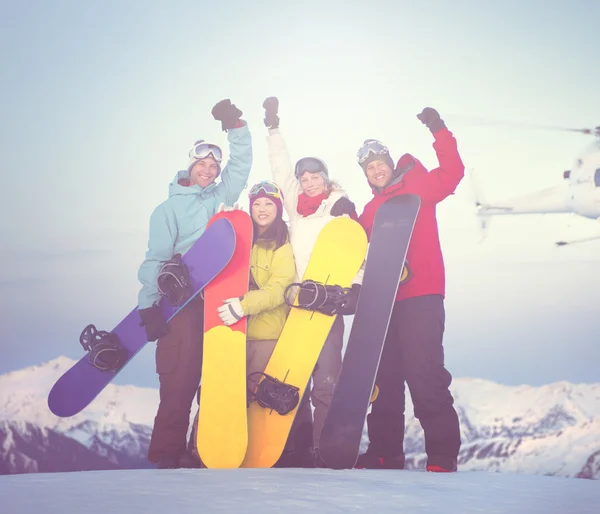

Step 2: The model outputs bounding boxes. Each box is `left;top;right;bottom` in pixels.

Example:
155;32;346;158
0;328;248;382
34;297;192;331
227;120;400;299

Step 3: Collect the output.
1;469;599;514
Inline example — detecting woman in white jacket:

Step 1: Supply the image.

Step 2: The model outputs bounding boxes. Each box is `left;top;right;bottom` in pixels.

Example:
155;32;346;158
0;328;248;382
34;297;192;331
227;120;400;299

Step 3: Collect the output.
262;97;362;464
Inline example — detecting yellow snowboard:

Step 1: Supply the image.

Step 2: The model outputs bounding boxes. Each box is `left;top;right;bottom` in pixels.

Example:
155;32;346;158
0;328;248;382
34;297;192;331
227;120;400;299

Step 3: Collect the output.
197;326;248;468
242;217;367;468
197;211;252;468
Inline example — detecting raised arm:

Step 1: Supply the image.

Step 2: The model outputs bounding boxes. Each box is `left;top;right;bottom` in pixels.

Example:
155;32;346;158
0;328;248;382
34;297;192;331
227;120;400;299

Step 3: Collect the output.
211;99;253;206
414;107;465;204
263;97;301;218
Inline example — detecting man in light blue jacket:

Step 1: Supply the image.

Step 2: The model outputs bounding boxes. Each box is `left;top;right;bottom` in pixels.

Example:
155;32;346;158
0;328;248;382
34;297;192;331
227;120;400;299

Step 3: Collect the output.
137;99;252;469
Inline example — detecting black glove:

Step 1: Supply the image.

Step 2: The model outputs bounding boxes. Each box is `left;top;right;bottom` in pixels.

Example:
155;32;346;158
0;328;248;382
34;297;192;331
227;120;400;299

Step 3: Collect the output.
331;196;356;217
339;284;361;315
139;305;169;342
262;97;279;129
211;99;243;131
417;107;446;134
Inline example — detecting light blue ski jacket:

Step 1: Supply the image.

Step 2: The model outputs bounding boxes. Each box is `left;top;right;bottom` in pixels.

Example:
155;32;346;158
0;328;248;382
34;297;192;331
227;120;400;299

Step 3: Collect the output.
137;123;252;309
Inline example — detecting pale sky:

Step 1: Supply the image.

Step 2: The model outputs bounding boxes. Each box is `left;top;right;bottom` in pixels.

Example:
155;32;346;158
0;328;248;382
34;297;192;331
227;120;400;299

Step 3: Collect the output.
1;0;599;388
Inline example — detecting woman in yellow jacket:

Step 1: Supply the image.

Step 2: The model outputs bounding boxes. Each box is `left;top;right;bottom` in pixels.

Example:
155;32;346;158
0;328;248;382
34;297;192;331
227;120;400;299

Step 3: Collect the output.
219;181;295;357
218;180;313;467
191;180;313;467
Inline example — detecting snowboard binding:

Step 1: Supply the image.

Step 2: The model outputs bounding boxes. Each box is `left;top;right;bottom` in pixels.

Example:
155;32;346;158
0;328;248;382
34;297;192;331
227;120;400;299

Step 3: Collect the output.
284;280;352;316
248;372;300;415
157;253;192;307
79;324;128;372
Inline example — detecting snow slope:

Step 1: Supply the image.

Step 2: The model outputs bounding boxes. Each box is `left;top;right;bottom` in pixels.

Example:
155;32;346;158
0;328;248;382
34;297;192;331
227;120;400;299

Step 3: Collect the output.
1;468;599;514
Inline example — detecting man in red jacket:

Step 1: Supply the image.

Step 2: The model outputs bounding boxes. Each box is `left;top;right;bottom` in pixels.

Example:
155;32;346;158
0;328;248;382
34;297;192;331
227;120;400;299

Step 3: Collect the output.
354;107;464;472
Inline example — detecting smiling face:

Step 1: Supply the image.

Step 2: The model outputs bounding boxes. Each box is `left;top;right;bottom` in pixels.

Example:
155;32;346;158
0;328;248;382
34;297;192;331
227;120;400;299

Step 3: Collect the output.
251;196;278;233
190;157;219;188
299;171;326;197
365;159;394;189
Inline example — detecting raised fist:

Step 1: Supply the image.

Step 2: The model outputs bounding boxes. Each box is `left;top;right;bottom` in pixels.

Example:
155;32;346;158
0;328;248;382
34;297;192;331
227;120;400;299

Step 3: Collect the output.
263;97;279;129
417;107;446;134
212;99;243;131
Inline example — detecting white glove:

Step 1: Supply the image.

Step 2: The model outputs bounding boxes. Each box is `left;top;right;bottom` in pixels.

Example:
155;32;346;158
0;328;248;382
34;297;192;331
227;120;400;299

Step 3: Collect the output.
217;202;240;213
217;297;245;326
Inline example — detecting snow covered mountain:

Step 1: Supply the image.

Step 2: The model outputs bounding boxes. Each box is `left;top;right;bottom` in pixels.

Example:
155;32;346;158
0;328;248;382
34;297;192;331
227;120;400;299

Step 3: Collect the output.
0;357;156;474
1;357;599;478
402;378;600;479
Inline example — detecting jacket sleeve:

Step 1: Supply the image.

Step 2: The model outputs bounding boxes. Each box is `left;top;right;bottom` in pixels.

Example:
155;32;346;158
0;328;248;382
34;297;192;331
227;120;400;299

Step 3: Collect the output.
267;128;301;220
213;122;253;206
418;127;465;204
137;205;177;309
240;243;296;316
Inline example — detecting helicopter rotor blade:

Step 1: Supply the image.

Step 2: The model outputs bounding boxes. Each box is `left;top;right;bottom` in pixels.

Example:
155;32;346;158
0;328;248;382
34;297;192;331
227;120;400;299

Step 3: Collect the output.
446;114;597;136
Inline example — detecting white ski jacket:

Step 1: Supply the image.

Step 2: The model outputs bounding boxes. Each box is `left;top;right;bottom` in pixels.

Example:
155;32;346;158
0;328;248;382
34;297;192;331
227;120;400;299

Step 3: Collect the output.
267;128;364;285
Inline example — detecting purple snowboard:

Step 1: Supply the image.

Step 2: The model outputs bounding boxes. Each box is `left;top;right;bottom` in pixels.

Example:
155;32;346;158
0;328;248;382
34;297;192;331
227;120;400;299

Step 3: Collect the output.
48;217;236;418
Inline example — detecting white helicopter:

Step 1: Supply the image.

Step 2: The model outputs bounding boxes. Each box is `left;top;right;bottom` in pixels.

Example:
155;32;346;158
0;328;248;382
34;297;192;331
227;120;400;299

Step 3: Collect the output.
471;124;600;246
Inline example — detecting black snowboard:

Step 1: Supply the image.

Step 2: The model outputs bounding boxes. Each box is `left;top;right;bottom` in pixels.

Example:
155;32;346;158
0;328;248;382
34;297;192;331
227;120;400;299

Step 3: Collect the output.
319;194;421;469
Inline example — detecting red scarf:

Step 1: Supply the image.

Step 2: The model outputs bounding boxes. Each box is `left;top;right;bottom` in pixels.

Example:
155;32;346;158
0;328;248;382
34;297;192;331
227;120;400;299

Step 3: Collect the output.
296;192;328;217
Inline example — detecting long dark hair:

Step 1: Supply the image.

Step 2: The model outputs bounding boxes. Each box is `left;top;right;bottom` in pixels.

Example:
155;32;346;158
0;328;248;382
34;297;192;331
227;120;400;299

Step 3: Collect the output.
253;217;289;250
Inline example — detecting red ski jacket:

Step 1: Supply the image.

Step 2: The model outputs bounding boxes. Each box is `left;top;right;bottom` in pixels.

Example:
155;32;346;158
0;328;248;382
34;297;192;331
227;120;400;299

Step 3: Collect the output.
358;128;464;302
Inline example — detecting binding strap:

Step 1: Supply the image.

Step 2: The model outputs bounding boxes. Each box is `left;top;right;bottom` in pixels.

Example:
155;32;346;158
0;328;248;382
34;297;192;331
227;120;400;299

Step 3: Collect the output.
284;280;352;316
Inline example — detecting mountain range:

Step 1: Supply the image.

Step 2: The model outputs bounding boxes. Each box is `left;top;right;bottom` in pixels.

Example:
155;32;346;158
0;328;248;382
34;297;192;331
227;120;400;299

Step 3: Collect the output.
1;357;599;478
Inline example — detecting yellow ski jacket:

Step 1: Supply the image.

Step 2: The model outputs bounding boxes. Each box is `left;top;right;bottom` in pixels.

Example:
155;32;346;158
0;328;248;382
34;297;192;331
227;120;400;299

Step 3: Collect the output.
240;238;295;341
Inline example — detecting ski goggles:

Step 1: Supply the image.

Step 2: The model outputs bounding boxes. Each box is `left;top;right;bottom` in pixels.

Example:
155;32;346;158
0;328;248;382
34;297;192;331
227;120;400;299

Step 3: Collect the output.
189;140;223;163
248;181;284;201
294;157;328;179
356;139;389;165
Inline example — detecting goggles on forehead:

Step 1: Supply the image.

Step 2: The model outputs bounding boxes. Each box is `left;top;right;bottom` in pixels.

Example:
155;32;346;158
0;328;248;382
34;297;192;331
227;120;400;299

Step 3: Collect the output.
248;180;284;200
357;139;389;165
189;140;223;163
294;157;328;179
